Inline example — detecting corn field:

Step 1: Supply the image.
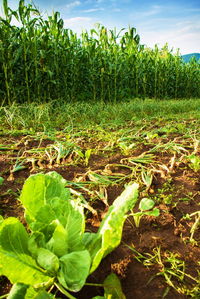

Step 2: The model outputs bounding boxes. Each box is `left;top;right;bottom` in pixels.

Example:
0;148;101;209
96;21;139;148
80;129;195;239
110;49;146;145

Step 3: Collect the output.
0;0;200;105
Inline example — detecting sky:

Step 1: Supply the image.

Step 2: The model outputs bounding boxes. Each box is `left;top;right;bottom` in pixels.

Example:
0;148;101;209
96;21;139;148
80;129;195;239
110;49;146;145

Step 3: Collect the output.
1;0;200;54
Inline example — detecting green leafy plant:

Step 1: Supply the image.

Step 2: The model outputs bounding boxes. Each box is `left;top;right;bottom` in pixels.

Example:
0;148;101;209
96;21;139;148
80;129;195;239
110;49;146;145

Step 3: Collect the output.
187;154;200;172
0;171;138;298
131;197;159;227
127;246;199;296
92;273;126;299
0;177;4;185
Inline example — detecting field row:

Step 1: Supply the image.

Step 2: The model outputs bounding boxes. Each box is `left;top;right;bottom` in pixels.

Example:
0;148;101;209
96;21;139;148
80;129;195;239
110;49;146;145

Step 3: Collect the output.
0;109;199;298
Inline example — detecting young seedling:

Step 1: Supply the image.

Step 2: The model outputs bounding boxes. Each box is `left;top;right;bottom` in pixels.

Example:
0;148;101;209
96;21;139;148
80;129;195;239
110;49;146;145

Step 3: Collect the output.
84;148;92;166
187;154;200;172
92;273;126;299
131;197;160;227
127;246;200;297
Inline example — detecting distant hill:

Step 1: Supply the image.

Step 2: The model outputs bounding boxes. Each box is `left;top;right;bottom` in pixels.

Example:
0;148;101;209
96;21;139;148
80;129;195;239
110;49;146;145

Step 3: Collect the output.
182;53;200;63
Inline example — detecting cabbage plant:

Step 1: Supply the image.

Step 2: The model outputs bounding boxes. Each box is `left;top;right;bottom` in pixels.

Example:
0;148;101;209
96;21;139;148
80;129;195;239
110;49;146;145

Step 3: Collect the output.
0;171;138;298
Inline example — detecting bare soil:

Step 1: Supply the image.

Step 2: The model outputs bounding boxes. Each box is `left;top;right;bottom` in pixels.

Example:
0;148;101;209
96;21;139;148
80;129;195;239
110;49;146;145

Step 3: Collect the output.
0;132;200;299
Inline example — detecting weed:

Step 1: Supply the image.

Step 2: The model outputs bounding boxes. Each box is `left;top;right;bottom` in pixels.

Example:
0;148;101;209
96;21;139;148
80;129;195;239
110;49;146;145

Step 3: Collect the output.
130;198;160;227
128;246;200;297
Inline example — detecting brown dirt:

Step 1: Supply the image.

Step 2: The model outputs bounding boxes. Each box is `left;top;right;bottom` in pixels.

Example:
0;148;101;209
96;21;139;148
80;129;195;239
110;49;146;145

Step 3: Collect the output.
0;133;200;299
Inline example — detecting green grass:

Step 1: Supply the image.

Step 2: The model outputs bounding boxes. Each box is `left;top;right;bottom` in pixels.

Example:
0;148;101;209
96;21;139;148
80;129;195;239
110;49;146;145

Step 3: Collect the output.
0;98;200;133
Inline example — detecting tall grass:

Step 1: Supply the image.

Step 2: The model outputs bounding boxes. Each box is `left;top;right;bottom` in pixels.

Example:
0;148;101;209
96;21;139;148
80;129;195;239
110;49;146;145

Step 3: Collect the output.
0;0;200;105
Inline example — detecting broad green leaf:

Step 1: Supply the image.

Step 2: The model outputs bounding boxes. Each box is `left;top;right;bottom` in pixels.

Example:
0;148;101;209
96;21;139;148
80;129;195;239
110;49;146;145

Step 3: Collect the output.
0;283;52;299
36;201;85;254
36;248;59;273
24;286;39;299
82;232;102;262
139;198;155;211
29;202;66;234
0;217;52;287
87;183;138;273
46;171;67;187
64;201;85;252
20;172;85;252
28;232;46;257
104;273;126;299
7;283;29;299
144;207;160;217
58;250;91;292
82;232;101;252
19;172;69;223
188;154;200;172
33;204;58;225
46;221;68;257
25;287;56;299
92;274;126;299
33;290;56;299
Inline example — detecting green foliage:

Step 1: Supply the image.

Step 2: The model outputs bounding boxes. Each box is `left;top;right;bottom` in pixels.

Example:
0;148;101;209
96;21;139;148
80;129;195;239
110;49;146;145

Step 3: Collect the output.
132;197;160;227
7;283;29;299
0;99;200;133
92;273;126;299
0;1;200;105
103;273;126;299
0;177;4;185
86;182;139;273
0;171;139;298
7;283;55;299
187;154;200;172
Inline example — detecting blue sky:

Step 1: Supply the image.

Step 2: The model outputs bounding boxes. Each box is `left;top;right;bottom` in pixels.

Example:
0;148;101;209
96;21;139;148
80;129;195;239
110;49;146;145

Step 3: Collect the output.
1;0;200;54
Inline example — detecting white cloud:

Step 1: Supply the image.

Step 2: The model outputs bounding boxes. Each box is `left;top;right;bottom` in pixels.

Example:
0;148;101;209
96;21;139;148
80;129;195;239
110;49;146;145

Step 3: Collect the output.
65;1;81;10
139;19;200;54
81;8;104;13
64;16;96;33
125;4;200;54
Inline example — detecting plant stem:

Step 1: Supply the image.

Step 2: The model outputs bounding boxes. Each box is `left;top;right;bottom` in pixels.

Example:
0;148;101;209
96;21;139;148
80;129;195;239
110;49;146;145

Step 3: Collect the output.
54;283;77;299
0;294;9;299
